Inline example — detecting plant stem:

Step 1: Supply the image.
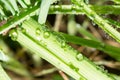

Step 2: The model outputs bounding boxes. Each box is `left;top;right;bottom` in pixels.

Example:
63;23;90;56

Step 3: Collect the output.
49;5;120;15
9;18;115;80
38;0;52;24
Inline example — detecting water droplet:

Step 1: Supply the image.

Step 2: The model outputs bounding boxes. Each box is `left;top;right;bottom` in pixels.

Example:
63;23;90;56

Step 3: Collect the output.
76;53;84;61
21;28;27;33
36;28;41;41
69;62;79;72
72;4;76;14
61;41;66;48
9;29;18;41
43;31;50;39
36;28;41;35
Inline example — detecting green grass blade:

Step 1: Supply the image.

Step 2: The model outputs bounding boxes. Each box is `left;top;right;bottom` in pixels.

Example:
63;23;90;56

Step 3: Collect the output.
112;0;120;4
61;33;120;61
17;0;27;8
9;18;115;80
1;0;15;15
0;63;11;80
77;23;99;41
38;0;52;24
8;0;19;13
72;0;120;43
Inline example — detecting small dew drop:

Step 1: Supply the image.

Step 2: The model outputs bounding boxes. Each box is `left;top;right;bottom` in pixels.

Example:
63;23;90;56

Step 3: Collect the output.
69;62;79;72
36;28;41;36
76;53;84;61
43;31;50;39
71;4;76;14
21;28;27;33
9;30;18;41
61;41;66;48
36;28;41;41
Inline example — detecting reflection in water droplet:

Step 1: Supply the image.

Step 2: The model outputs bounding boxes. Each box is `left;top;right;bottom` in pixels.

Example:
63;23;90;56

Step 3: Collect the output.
76;53;83;61
43;31;50;39
9;29;18;41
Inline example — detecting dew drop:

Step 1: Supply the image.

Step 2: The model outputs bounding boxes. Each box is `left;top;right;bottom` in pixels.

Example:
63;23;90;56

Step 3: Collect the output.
9;29;18;41
36;28;41;41
61;41;66;48
71;4;76;14
21;28;27;33
76;53;84;61
36;28;41;36
69;62;79;72
43;31;50;39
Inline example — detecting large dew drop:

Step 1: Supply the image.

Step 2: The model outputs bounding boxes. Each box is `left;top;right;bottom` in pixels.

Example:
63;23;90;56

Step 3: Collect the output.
9;29;18;41
76;53;84;61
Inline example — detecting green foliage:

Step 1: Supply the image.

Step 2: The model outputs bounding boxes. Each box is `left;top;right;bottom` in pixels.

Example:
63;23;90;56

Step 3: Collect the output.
0;0;120;80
